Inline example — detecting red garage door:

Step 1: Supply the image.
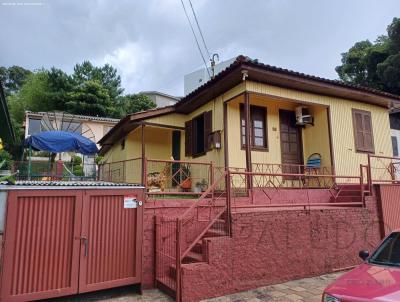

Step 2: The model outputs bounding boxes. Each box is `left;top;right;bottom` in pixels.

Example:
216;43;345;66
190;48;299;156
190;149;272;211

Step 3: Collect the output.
1;188;143;302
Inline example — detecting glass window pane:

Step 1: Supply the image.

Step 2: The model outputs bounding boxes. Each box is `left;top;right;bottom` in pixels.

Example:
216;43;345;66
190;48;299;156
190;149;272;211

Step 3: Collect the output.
254;120;263;128
28;119;41;135
254;137;264;147
254;128;263;137
392;136;399;157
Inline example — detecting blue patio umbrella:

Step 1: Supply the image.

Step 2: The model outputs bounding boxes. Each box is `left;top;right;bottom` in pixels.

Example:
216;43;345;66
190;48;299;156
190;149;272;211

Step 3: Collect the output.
24;130;98;155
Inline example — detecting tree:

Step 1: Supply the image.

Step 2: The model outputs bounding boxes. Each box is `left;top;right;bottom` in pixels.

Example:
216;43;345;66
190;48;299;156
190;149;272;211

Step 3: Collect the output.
336;18;400;94
72;61;123;101
118;93;156;116
0;66;32;96
66;80;118;117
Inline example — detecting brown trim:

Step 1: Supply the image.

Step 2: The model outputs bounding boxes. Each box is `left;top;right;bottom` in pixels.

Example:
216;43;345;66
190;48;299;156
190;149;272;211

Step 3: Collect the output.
139;121;185;131
351;108;375;154
175;56;398;114
244;92;252;173
248;91;330;108
244;66;393;108
326;106;336;172
223;92;245;104
98;106;175;145
223;102;229;169
141;124;145;185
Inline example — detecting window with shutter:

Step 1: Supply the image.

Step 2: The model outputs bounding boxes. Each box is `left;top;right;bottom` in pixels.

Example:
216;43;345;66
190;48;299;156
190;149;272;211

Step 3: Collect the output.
352;109;375;153
185;120;193;156
204;111;212;151
185;111;213;157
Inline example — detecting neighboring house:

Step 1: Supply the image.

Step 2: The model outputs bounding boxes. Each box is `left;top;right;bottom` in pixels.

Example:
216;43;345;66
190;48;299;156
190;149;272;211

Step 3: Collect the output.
24;111;119;148
184;57;235;95
141;91;180;107
0;81;15;145
24;111;119;177
99;55;399;183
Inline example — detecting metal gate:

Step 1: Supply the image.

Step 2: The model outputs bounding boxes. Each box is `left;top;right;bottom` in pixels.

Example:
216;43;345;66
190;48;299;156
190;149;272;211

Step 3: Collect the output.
378;185;400;236
1;188;143;302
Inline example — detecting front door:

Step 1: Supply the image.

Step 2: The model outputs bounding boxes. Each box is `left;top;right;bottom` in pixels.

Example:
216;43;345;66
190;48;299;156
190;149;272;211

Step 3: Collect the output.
279;110;303;174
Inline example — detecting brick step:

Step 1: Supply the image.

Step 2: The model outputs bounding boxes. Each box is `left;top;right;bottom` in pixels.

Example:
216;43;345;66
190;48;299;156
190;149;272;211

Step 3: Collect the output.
204;228;228;238
335;196;362;203
211;218;227;230
337;190;362;197
338;185;368;190
182;251;205;264
191;240;204;254
155;276;176;298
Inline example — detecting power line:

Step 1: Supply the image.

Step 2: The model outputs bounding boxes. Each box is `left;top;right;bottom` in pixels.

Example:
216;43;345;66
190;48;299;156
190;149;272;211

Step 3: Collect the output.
179;0;211;78
188;0;211;60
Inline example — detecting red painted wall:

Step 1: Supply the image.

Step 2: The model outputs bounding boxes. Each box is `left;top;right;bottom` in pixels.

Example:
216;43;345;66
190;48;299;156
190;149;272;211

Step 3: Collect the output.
180;196;381;301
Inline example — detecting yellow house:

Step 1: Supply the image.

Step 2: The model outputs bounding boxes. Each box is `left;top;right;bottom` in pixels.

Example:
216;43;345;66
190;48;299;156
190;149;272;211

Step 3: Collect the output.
99;56;400;192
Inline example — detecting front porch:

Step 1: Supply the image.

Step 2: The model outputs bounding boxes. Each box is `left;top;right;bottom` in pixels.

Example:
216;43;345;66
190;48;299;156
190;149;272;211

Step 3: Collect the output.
98;157;366;208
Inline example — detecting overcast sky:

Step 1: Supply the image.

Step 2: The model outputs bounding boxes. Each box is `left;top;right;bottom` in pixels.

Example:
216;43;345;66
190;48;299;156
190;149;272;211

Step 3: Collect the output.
0;0;398;96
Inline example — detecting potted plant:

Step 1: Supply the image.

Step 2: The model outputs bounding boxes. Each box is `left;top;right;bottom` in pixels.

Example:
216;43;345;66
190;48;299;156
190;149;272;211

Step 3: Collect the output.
195;179;208;192
180;164;192;190
0;149;13;177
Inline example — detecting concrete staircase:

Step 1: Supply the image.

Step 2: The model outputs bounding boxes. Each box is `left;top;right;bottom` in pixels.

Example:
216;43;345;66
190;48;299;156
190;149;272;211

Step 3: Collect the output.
156;215;230;298
333;184;367;205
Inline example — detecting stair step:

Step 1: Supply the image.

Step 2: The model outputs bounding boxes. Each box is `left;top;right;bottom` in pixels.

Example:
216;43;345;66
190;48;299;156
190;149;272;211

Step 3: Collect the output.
204;228;228;238
169;264;177;279
337;190;362;197
182;251;204;264
192;241;203;254
156;276;176;298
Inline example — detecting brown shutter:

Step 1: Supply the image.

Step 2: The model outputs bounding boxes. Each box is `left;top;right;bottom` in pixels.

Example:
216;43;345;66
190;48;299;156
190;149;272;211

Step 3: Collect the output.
185;120;193;156
204;111;212;151
352;109;375;153
363;113;374;152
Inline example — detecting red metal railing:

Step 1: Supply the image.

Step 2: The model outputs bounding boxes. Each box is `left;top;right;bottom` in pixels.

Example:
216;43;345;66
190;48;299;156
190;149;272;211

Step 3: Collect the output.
229;170;364;210
98;158;142;183
155;170;229;301
146;158;213;195
252;162;335;188
367;154;400;186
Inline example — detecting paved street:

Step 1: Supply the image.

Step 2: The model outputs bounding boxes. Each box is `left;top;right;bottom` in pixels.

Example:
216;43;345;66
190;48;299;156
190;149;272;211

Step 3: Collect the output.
47;271;344;301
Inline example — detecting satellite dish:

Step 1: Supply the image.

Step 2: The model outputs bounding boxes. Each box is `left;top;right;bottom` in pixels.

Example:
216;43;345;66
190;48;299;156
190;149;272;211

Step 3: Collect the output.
40;111;96;142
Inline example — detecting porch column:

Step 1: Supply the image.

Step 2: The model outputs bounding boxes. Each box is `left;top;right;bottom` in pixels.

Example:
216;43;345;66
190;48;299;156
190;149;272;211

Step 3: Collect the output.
141;123;146;185
244;92;253;189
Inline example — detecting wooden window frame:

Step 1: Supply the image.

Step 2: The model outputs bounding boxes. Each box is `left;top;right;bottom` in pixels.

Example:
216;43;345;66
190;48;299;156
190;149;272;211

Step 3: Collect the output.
352;108;375;154
240;104;268;151
185;111;212;158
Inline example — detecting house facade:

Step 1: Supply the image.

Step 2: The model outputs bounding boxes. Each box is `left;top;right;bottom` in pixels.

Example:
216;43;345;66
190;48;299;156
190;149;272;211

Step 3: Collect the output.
97;56;400;302
99;56;397;186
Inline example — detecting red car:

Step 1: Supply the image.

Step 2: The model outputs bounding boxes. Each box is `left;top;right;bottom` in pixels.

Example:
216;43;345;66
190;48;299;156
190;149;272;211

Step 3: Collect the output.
323;231;400;302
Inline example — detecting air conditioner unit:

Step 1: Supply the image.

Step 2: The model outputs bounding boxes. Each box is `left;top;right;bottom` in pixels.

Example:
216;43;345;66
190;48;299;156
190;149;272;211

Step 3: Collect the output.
295;106;314;126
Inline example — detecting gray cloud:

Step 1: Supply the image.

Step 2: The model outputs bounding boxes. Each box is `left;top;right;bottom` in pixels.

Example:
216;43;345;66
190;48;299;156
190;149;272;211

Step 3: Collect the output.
0;0;398;96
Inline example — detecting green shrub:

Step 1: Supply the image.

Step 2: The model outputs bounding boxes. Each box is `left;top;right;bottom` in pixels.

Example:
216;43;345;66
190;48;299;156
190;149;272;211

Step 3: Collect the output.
0;150;13;170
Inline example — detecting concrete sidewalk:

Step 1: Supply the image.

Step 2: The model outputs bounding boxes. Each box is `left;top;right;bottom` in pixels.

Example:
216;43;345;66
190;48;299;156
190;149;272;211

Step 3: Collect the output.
48;271;344;301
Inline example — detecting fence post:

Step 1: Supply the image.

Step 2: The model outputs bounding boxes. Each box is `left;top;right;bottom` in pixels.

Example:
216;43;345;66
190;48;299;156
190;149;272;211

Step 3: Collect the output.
210;161;214;201
226;170;232;237
142;157;147;187
367;154;372;194
360;164;365;207
176;218;181;302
